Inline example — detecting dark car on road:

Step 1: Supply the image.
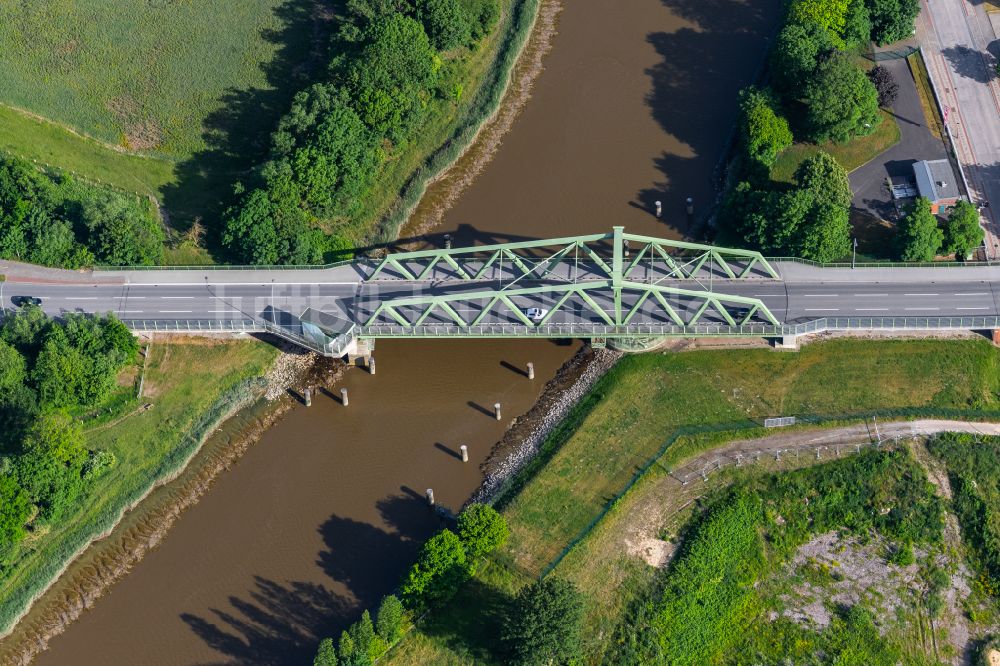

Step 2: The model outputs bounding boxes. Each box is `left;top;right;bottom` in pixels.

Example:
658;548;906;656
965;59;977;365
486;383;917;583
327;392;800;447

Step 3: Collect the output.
11;296;42;307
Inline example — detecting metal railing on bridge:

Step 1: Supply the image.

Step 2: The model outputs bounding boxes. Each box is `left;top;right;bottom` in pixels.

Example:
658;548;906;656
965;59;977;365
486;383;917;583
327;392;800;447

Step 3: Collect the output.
120;315;1000;356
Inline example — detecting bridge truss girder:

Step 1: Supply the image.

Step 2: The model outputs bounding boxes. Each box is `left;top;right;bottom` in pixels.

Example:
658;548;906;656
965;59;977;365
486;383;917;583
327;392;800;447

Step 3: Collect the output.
362;280;780;330
369;226;779;283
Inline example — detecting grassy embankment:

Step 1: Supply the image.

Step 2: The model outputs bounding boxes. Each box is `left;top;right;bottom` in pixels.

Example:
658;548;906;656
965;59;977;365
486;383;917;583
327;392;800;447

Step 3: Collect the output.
384;338;1000;664
770;108;901;184
0;339;278;634
0;0;539;262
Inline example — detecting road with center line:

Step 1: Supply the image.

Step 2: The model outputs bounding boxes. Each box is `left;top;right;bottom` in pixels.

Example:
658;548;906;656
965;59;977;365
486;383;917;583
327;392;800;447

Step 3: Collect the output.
3;261;1000;332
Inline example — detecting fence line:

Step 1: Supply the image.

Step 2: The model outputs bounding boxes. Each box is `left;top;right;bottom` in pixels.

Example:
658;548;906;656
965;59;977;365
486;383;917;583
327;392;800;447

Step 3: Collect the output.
538;408;1000;578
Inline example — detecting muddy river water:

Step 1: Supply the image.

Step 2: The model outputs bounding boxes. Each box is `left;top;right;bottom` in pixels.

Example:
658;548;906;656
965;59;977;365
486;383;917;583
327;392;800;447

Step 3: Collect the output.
12;0;781;663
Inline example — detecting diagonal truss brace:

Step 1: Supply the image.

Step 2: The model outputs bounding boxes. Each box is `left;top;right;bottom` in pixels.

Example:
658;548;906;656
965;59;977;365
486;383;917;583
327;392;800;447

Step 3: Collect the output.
368;227;780;282
363;280;780;329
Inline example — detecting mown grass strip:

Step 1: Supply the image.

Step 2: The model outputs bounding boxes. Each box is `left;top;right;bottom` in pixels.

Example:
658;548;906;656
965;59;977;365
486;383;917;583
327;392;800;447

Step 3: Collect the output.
771;108;901;183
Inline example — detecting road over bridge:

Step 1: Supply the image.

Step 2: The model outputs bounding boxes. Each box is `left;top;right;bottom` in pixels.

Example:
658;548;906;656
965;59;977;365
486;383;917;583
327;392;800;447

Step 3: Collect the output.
3;227;1000;355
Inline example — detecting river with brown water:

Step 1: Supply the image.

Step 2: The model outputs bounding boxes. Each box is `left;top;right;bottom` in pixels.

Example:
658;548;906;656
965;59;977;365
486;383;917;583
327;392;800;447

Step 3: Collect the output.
6;0;781;663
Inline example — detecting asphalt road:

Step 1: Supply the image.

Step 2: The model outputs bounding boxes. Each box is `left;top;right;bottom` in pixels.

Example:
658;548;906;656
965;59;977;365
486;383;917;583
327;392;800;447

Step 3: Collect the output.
3;261;1000;330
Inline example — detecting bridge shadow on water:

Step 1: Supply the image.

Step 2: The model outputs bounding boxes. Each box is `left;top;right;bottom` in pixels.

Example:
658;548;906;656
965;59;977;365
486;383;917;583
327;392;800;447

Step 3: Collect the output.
180;494;440;664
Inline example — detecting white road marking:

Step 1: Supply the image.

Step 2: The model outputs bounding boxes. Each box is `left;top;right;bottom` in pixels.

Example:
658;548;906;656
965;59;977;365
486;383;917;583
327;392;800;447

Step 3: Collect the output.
905;293;939;296
957;307;990;310
954;292;989;296
853;293;888;297
803;294;838;297
159;310;193;313
65;297;98;300
753;293;784;296
905;307;939;311
161;296;194;299
120;310;144;313
128;281;361;287
855;308;889;311
208;310;241;313
805;308;839;311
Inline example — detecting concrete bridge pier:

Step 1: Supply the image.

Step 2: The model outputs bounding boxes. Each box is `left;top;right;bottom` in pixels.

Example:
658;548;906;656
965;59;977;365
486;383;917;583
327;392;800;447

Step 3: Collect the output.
774;335;800;351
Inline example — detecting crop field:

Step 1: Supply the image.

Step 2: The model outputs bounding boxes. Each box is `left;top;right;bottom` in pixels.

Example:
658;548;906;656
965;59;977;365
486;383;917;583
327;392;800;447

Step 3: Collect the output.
0;0;314;160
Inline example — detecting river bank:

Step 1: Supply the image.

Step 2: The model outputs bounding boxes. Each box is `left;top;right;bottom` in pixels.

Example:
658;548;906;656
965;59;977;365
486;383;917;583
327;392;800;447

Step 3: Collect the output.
0;338;286;664
12;0;786;660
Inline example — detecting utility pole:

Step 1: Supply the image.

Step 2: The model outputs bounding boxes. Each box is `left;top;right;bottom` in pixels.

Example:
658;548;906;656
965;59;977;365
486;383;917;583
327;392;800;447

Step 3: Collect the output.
873;414;882;445
852;237;857;269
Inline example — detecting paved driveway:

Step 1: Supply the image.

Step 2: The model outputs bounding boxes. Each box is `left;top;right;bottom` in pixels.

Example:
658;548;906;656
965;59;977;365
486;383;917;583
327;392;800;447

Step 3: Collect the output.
850;56;950;220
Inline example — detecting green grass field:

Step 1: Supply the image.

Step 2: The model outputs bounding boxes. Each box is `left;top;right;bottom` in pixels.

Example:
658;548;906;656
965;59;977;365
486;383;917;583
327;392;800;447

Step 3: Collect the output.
0;339;278;634
0;1;311;159
0;0;530;262
383;338;1000;664
771;109;901;184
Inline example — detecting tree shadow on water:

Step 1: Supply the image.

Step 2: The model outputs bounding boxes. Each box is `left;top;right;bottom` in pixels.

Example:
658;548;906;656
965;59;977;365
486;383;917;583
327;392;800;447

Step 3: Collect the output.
181;577;351;666
161;0;335;254
180;495;441;664
637;0;783;230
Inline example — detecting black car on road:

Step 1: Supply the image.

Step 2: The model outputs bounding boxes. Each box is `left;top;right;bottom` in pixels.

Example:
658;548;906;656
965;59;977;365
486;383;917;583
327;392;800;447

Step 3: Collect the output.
11;296;42;307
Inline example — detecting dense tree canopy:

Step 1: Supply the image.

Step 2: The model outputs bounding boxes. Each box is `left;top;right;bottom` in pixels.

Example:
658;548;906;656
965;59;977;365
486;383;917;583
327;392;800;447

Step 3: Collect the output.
400;528;468;607
0;474;31;549
722;151;852;263
457;502;510;564
375;594;404;643
867;0;920;45
789;0;851;45
738;87;793;168
897;197;943;261
415;0;472;50
222;0;499;265
867;65;899;107
80;191;164;266
313;637;337;666
795;151;852;209
944;200;984;258
842;0;872;49
0;339;26;393
770;21;836;99
503;578;585;666
0;303;129;551
803;53;881;143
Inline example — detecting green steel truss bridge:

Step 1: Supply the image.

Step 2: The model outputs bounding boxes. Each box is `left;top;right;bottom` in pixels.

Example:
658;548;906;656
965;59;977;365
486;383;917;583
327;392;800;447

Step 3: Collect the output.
294;226;786;354
13;226;1000;356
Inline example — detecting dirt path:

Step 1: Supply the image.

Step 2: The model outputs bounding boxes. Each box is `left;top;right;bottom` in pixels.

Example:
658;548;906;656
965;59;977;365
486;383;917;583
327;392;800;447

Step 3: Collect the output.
669;419;1000;484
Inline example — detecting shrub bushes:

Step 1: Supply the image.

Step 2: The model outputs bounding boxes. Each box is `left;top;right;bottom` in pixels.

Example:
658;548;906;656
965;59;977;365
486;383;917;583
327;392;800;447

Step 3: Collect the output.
0;308;135;551
634;449;942;663
502;577;585;665
0;154;163;268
